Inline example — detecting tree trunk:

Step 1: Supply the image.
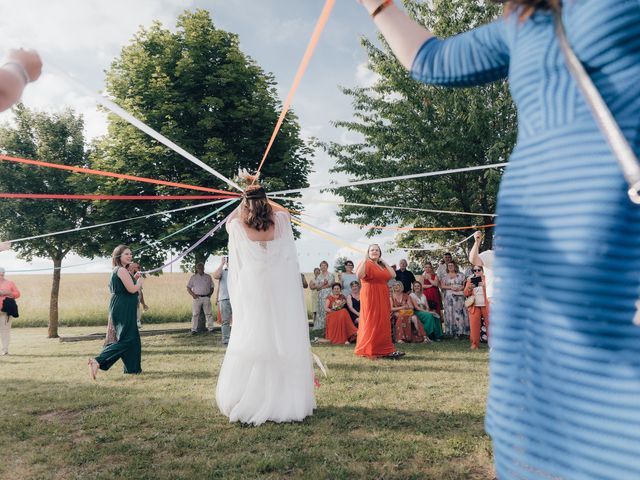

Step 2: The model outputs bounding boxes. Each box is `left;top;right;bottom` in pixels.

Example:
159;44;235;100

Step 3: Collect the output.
48;257;63;338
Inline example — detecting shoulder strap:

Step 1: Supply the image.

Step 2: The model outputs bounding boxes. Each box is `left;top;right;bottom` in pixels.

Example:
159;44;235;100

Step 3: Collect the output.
554;10;640;204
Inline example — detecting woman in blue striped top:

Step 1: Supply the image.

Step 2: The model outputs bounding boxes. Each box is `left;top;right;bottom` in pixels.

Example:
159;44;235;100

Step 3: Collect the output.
358;1;640;478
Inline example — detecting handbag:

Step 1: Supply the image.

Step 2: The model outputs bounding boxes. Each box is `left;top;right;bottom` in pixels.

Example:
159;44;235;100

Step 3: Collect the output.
553;10;640;205
464;296;475;308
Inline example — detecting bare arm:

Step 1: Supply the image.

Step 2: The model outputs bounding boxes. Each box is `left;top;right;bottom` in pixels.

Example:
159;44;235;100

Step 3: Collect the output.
0;49;42;111
359;1;432;70
356;260;367;279
469;230;484;266
117;267;143;294
325;297;333;314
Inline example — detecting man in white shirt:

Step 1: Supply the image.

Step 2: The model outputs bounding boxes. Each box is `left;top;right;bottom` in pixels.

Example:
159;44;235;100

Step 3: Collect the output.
187;262;214;335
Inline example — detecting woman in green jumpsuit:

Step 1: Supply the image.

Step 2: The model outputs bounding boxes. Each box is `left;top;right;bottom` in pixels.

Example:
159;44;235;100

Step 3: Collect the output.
89;245;144;379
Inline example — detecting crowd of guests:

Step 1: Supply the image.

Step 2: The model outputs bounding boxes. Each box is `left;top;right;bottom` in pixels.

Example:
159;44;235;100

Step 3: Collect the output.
308;247;490;350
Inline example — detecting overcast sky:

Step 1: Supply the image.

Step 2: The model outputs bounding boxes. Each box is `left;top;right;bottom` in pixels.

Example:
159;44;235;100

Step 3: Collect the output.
0;0;404;274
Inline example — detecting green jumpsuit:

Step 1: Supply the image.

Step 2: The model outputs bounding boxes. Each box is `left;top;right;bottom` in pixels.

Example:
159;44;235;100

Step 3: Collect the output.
95;267;141;374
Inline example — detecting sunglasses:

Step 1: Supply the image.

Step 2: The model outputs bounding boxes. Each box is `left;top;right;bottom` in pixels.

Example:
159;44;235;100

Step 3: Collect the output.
472;269;482;272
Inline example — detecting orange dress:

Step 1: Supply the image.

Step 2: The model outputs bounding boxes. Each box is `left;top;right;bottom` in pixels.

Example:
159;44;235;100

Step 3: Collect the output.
354;260;395;358
325;294;358;344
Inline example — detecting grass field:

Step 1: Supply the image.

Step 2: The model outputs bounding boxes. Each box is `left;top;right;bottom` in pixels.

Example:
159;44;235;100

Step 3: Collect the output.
11;273;318;328
0;325;494;480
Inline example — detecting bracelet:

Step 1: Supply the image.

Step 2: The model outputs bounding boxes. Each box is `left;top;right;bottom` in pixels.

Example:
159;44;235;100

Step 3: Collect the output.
370;0;393;18
2;61;30;85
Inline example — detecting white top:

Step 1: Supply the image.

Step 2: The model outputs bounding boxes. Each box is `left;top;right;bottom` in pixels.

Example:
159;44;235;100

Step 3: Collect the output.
479;250;495;300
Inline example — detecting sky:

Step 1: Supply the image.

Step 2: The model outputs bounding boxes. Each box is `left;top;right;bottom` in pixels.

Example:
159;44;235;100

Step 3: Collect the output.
0;0;404;275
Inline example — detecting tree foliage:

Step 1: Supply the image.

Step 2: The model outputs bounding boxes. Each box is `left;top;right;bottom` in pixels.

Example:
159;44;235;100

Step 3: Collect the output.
321;0;516;263
0;105;99;337
91;9;312;268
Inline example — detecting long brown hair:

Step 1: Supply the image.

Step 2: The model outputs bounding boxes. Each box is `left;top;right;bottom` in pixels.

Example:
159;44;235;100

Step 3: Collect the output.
493;0;560;20
240;185;274;231
112;244;130;268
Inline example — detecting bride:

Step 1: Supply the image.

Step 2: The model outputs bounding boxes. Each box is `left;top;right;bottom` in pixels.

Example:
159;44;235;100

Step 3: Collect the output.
215;184;316;425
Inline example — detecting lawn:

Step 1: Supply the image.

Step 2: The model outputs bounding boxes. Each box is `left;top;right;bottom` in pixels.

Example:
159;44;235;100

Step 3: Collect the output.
0;324;494;479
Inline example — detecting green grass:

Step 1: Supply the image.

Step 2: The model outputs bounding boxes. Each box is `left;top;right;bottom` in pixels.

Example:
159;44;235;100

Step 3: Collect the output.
0;325;494;479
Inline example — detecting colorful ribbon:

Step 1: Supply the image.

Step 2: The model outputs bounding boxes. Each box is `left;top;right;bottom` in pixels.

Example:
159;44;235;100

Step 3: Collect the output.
0;193;235;201
0;154;239;196
253;0;336;180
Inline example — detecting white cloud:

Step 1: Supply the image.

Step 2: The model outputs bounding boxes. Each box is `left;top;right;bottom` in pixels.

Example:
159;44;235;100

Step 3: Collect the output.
355;61;380;88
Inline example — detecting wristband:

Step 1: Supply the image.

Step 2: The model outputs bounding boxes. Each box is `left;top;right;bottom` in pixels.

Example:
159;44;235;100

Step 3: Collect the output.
371;0;393;18
2;61;30;85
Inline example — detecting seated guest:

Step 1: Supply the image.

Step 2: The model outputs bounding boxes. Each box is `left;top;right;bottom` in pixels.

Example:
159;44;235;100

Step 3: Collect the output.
324;283;358;344
409;281;443;340
339;259;358;295
390;281;429;343
395;259;416;293
346;280;361;326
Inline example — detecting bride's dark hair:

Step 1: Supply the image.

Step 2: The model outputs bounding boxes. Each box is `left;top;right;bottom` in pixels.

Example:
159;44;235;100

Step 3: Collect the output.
241;185;274;231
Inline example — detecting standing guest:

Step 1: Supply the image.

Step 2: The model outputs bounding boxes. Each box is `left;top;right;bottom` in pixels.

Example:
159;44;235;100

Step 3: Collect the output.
323;283;358;344
339;260;358;295
391;281;429;344
468;231;495;304
213;256;232;344
409;281;443;340
395;259;416;293
0;49;42;112
357;1;640;477
386;264;397;292
440;262;469;337
313;260;334;331
420;261;442;314
346;280;361;326
187;262;215;335
308;267;322;326
0;266;20;355
355;244;404;359
126;262;149;328
436;252;453;278
464;266;489;350
88;245;143;379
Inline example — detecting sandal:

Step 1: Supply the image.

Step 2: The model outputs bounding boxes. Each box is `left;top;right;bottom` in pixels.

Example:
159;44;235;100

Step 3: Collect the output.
382;351;406;360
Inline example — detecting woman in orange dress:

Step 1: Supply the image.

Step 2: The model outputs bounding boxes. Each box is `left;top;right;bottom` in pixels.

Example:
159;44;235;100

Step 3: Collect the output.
324;283;358;344
354;244;404;359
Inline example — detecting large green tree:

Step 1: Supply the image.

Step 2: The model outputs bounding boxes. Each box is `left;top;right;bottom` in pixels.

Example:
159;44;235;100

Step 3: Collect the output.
0;105;100;338
323;0;516;263
91;9;312;268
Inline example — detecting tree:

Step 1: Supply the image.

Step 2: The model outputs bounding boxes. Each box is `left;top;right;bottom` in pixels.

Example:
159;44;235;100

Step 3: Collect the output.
90;9;312;268
333;255;349;273
0;105;100;338
321;0;516;265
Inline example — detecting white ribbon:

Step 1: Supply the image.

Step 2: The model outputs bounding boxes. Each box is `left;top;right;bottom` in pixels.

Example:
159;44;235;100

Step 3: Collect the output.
7;199;229;244
270;162;507;196
269;196;495;217
46;60;243;192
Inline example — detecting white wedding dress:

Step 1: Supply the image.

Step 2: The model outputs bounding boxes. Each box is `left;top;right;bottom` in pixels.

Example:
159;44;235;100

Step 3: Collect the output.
215;210;316;425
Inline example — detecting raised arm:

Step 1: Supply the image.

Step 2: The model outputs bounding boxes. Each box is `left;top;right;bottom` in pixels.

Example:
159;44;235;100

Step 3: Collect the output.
469;231;484;266
0;49;42;112
359;1;510;86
